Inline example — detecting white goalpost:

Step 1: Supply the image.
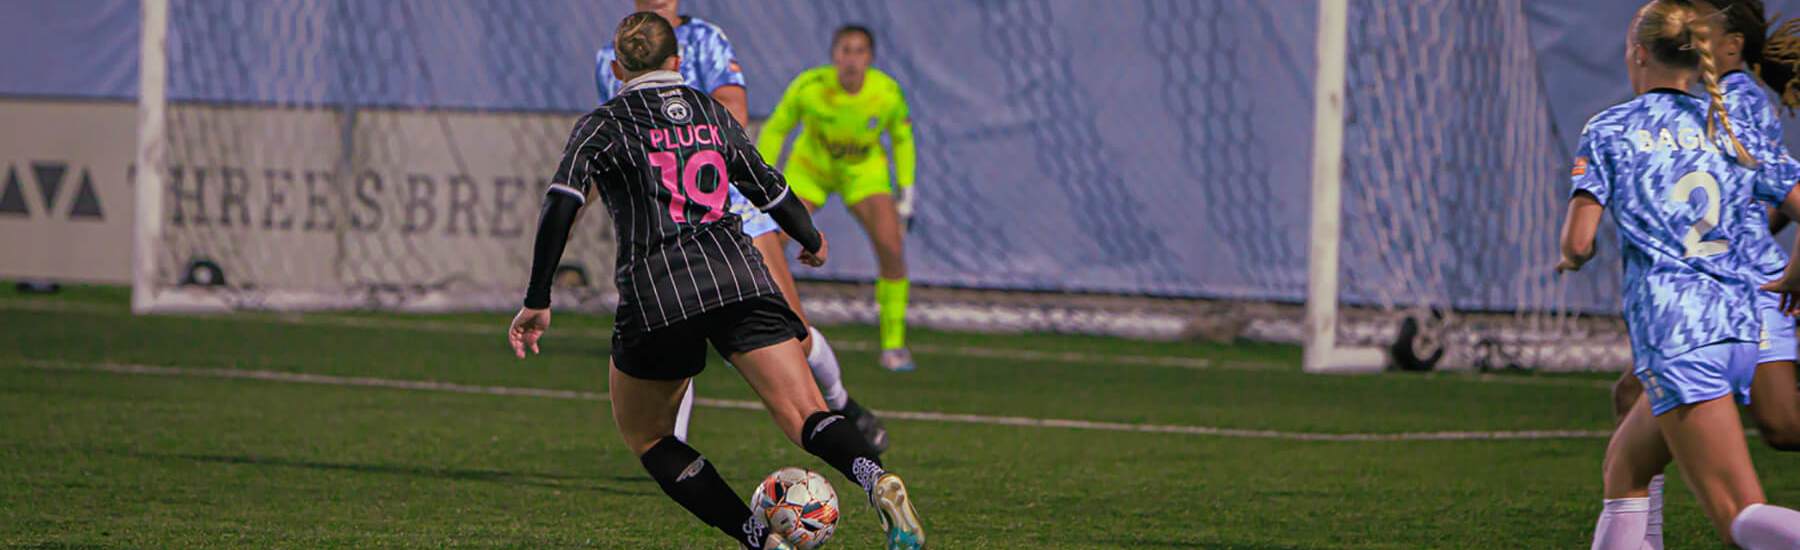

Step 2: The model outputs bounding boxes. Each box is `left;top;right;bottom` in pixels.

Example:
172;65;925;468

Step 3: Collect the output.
1301;0;1630;373
132;0;169;315
1304;0;1386;374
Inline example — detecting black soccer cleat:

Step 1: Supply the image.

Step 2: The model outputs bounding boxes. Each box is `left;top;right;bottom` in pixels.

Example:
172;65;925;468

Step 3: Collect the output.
836;398;890;454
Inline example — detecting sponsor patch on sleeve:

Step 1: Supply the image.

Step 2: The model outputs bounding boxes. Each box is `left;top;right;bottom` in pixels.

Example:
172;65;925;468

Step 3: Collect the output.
1571;156;1588;177
728;60;742;73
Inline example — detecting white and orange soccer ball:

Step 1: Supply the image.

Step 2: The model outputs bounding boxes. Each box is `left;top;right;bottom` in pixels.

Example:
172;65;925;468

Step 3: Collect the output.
748;467;840;549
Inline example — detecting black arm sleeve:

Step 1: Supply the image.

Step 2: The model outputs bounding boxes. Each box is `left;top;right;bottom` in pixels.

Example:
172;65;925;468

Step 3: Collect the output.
522;192;583;309
765;193;821;254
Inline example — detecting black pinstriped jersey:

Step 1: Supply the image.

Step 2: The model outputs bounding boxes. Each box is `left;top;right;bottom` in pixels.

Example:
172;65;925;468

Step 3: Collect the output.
548;71;791;335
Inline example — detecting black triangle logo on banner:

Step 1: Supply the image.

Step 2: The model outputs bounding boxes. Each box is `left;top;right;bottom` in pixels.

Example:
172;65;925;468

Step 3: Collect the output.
68;169;103;220
0;166;27;216
31;161;67;211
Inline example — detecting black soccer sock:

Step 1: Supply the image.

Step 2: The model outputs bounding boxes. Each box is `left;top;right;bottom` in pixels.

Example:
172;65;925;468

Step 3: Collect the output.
800;411;888;496
639;437;766;548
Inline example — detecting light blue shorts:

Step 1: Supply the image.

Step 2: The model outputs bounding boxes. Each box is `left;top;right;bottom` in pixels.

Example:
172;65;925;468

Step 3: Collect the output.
1637;340;1757;416
1756;290;1798;365
727;186;779;238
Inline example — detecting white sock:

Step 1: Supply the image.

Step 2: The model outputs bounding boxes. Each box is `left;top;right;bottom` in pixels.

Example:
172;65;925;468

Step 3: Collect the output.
1592;498;1650;550
673;380;695;442
1731;503;1800;549
806;326;850;410
1645;475;1663;550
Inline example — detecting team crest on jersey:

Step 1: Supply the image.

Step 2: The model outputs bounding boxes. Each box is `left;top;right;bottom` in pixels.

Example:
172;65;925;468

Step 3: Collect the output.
663;97;693;124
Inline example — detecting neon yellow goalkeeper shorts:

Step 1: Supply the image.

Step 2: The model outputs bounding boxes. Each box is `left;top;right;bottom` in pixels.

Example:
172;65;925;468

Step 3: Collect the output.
782;143;895;207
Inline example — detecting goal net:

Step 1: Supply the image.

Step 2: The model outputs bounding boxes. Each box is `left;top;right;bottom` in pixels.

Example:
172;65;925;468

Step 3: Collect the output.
133;0;619;313
1307;0;1628;372
130;0;1631;371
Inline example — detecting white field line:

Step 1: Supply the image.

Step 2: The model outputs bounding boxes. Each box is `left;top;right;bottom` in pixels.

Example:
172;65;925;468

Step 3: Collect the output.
11;359;1615;442
0;298;1618;389
0;299;1235;370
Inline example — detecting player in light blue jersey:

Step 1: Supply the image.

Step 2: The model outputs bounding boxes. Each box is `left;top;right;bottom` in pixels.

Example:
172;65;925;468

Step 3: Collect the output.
595;0;887;454
1599;2;1800;546
1613;0;1800;453
1561;2;1800;547
596;1;748;121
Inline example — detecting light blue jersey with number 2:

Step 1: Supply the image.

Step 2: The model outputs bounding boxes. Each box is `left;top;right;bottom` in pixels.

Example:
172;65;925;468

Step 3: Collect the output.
1572;89;1797;360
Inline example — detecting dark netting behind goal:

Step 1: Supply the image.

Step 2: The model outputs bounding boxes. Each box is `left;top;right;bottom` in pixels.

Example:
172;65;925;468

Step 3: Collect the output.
1334;0;1627;370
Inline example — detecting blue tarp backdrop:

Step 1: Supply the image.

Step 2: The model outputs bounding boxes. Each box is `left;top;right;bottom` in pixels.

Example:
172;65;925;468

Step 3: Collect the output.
6;0;1795;313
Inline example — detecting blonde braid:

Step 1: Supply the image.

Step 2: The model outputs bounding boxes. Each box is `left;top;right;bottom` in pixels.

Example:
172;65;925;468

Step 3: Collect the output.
1695;28;1758;167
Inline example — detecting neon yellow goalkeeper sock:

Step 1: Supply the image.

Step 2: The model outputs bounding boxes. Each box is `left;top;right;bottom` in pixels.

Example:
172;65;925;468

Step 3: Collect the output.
876;277;909;350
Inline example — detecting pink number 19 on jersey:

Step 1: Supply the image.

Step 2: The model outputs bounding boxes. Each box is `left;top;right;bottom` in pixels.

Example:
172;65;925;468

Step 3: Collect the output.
648;150;730;224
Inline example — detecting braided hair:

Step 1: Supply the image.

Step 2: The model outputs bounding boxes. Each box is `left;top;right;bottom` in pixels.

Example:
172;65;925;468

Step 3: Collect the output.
1639;0;1756;166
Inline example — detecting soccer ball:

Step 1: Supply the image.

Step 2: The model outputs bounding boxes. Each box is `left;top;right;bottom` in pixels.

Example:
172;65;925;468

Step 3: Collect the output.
748;467;839;549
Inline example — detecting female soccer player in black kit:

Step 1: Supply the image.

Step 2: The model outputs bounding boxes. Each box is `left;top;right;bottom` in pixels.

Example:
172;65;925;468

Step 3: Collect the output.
506;13;925;550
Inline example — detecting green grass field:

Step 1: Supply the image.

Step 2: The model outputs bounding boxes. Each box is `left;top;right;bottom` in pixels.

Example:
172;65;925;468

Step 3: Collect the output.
4;286;1799;548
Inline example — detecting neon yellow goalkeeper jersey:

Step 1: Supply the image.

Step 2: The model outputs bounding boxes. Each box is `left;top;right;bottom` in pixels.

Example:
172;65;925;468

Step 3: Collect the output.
758;66;914;202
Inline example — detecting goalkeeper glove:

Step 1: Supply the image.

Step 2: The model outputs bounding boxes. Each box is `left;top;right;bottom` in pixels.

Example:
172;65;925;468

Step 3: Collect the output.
895;186;916;231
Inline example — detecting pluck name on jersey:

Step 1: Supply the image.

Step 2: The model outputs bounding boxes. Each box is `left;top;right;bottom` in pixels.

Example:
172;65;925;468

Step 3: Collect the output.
648;124;728;151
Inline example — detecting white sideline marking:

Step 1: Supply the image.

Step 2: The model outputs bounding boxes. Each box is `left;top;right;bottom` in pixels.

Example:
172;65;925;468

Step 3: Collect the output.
11;359;1614;442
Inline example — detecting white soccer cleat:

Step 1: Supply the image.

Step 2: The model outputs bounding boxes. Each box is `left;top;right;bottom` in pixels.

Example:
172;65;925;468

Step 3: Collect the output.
879;348;916;372
872;473;926;550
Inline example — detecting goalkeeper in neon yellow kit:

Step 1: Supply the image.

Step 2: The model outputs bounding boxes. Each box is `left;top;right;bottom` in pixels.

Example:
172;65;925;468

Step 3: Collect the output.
759;25;918;371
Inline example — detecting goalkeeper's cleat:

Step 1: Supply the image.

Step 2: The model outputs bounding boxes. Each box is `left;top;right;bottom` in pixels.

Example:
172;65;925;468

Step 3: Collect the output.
879;348;916;372
872;473;926;550
837;398;890;454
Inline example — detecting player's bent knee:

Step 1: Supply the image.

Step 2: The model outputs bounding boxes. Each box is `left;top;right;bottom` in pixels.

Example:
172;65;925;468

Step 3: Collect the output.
770;407;821;447
619;428;669;457
766;397;826;447
613;408;675;456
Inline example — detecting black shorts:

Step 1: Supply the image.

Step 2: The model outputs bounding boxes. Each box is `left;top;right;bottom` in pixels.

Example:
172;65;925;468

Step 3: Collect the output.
611;295;806;381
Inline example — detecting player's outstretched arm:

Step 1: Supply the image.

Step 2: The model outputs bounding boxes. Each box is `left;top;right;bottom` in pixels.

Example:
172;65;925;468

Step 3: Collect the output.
889;92;917;226
758;191;828;267
510;191;581;358
511;114;609;356
1556;192;1603;273
719;104;827;265
756;77;805;162
1562;124;1613;274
